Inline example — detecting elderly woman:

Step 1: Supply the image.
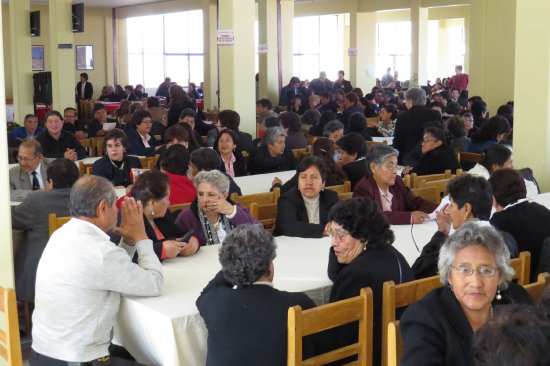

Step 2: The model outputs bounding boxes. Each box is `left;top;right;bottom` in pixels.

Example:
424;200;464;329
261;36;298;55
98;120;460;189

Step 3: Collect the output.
353;144;438;225
91;129;142;187
446;116;471;153
159;144;196;205
175;170;258;247
273;157;339;238
87;103;119;137
335;132;368;190
347;112;373;141
249;126;297;174
111;171;199;261
279;112;307;150
400;223;532;366
126;109;161;157
412;174;519;279
323;120;344;144
489;169;550;282
190;148;242;196
326;198;414;365
196;225;316;366
213;128;247;177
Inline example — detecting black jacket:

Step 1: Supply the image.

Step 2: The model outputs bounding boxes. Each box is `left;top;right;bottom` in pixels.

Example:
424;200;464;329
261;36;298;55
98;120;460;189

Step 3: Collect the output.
91;155;142;187
75;81;93;101
126;129;159;157
218;151;248;177
410;145;461;175
274;187;339;238
87;119;119;138
36;131;87;160
249;146;297;175
339;105;364;131
342;158;368;191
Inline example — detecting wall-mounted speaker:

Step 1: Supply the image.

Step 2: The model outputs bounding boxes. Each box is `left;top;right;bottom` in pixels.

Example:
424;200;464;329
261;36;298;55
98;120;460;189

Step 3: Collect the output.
33;72;52;105
72;3;84;33
30;11;40;37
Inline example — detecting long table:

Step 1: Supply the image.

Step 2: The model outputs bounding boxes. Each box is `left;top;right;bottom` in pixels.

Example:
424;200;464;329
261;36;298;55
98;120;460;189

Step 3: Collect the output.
233;170;296;195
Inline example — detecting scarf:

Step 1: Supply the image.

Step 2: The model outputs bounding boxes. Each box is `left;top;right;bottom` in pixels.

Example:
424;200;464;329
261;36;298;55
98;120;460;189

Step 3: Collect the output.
198;207;235;245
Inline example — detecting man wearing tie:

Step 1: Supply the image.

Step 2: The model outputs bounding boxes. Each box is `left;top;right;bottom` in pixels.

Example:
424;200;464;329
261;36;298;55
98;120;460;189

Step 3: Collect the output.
9;139;49;201
75;72;93;102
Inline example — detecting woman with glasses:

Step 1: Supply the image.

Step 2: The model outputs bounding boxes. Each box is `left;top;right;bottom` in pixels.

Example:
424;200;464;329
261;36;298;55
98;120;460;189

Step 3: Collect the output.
353;144;438;225
400;222;532;366
126;109;162;157
324;198;414;365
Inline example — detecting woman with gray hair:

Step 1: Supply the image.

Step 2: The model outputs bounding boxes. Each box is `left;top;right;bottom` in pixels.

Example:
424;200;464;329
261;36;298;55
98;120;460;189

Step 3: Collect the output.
353;144;437;225
175;170;258;246
400;222;533;366
196;225;317;366
249;126;297;174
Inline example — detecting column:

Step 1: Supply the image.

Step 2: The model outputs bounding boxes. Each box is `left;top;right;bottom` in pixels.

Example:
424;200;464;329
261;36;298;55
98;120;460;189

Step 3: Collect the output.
104;9;115;86
410;0;428;87
1;3;15;287
218;0;255;135
48;0;75;110
349;10;377;91
463;10;470;76
202;0;218;111
514;0;550;192
9;0;33;122
279;0;294;90
258;0;279;102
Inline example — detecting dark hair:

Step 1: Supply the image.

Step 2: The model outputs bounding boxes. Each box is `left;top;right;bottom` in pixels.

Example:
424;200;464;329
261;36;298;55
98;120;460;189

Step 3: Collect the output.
214;128;239;152
219;225;276;286
179;123;201;152
256;98;272;109
190;147;222;171
296;156;327;182
218;109;240;131
264;117;279;128
319;91;332;100
124;85;134;93
446;116;466;138
278;111;301;132
301;109;321;126
132;109;152;126
311;138;347;185
170;85;190;104
44;110;63;122
46;158;79;189
479;144;512;173
471;100;486;118
447;175;492;220
179;108;196;120
348;112;368;135
131;170;170;205
63;108;76;116
146;96;160;107
351;88;363;98
429;101;445;111
471;116;511;143
318;110;337;132
290;76;300;85
445;101;461;115
381;103;398;120
103;128;128;151
164;124;190;143
345;92;359;105
335;132;367;158
93;103;106;113
80;72;88;80
328;197;395;246
489;169;527;207
497;104;514;127
160;144;190;175
424;126;447;145
439;90;451;102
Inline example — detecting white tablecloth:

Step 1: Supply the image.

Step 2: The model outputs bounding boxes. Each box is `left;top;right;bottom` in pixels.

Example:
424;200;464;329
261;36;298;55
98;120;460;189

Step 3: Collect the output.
233;170;296;195
372;136;393;145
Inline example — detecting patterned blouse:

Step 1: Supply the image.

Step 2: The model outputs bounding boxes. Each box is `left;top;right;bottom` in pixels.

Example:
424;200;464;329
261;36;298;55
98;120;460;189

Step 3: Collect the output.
378;119;397;137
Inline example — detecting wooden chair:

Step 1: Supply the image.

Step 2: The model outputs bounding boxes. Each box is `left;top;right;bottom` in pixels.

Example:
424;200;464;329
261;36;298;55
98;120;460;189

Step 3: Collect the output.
387;320;402;366
242;151;250;167
523;272;550;304
417;178;452;203
307;135;318;146
510;251;531;286
78;161;94;177
458;152;482;164
249;202;278;233
402;174;412;188
366;140;384;148
154;134;162;141
292;148;307;161
48;214;71;237
288;287;373;366
381;275;444;366
366;116;380;128
91;136;104;157
0;286;23;366
79;138;93;157
139;155;159;170
169;202;192;213
230;187;280;210
410;186;439;204
338;191;354;201
410;169;453;188
326;181;351;194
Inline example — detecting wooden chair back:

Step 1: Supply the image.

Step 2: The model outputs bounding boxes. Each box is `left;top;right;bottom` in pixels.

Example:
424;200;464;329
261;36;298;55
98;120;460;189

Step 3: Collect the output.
381;275;444;366
338;192;354;201
410;169;453;188
169;202;192;213
510;251;531;286
458;152;482;164
307;135;318;146
242;151;250;167
366;116;380;128
403;174;411;188
292;148;308;161
366;140;384;148
0;286;23;366
288;287;373;366
387;320;402;366
79;138;93;157
250;202;278;233
417;178;453;203
139;155;159;170
205;111;219;123
48;213;71;237
92;136;104;157
523;272;550;305
326;181;351;194
410;186;439;204
78;161;94;177
230;187;280;210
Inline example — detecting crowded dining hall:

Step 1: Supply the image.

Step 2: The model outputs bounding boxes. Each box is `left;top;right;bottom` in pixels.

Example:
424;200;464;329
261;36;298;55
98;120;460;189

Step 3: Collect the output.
2;1;550;366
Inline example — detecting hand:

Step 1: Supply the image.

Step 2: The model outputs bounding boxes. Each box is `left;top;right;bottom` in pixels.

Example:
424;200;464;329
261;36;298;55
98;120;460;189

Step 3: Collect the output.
75;131;86;139
272;177;282;186
180;236;199;256
435;204;452;236
163;240;181;258
64;148;78;161
411;211;430;225
402;166;413;175
97;130;106;136
114;197;148;245
209;196;234;216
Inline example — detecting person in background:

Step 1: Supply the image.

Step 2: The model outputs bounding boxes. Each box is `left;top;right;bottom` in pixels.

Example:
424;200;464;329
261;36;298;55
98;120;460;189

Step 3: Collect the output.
278;111;307;150
301;108;321;128
62;108;86;139
467;116;511;154
207;109;255;154
447;65;469;91
249;127;297;175
347;112;373;141
189;147;242;196
179;108;206;147
99;85;116;102
9;139;49;201
333;70;353;93
75;72;93;103
124;85;136;101
335;132;368;190
309;71;333;95
213;129;247;178
197;82;204;97
381;67;395;88
146;96;164;123
37;110;86;161
323;120;344;144
9;114;44;142
339;92;363;130
290;94;306;115
133;84;147;100
188;82;200;100
155;77;171;98
279;76;300;107
87;103;119;138
308;109;333;137
256;99;278;125
376;103;398;137
126;109;161;157
159;144;196;205
447;116;471;153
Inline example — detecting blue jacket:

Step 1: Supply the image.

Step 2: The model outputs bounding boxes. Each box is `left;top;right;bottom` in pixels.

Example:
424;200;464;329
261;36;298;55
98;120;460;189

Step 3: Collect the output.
8;127;45;140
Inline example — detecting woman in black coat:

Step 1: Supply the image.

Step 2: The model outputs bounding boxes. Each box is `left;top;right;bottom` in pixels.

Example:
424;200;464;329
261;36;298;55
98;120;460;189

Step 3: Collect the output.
249;127;297;175
126;109;161;157
274;157;339;238
213;128;247;177
335;132;368;190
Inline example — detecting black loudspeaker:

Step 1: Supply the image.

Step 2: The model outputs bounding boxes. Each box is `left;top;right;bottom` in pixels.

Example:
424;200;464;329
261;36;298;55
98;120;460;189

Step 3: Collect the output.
33;72;52;104
72;3;84;33
30;11;40;37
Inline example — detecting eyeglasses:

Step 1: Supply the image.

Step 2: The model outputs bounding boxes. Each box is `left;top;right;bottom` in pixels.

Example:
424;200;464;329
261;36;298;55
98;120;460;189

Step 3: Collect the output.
17;155;37;163
327;229;350;243
451;265;498;277
382;164;398;171
422;138;437;143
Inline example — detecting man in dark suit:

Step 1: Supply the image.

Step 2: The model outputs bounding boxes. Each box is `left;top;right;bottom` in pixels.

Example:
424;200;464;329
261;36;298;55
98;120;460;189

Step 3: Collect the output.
196;225;317;366
62;107;86;139
12;158;79;302
9;139;50;201
37;110;87;161
75;72;93;103
392;87;441;164
309;71;334;95
333;70;353;93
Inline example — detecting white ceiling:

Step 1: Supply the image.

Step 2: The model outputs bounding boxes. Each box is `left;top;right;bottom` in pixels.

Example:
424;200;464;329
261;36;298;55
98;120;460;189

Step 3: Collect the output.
2;0;169;8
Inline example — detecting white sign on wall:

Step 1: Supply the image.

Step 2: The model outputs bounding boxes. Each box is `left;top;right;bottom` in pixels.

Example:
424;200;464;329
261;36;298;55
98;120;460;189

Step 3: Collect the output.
258;44;268;53
348;48;358;56
217;29;235;46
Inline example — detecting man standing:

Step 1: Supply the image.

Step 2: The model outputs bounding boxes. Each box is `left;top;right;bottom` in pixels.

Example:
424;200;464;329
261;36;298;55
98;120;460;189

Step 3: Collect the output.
381;67;395;88
9;139;49;201
279;76;300;107
37;110;86;161
333;70;353;93
8;114;45;142
75;72;93;103
447;65;469;91
156;77;172;98
31;175;163;365
62;107;86;139
309;71;333;95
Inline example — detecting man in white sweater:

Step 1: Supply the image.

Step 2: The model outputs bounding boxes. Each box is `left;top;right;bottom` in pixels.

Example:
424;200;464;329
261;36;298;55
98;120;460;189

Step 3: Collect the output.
31;175;164;365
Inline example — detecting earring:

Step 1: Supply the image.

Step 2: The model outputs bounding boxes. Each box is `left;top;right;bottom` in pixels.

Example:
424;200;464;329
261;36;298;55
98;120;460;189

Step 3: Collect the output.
151;210;155;216
496;287;502;301
449;283;453;291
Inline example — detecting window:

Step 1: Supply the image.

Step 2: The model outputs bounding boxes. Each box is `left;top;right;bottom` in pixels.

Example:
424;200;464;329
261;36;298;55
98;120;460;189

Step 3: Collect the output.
376;21;411;81
426;20;466;82
127;10;203;94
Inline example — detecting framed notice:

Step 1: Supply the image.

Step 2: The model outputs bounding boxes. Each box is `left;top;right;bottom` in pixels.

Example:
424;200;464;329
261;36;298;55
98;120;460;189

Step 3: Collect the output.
31;45;44;71
76;45;94;70
217;29;234;46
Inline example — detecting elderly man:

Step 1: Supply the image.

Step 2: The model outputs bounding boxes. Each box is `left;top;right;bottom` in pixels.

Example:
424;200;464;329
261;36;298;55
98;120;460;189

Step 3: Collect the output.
37;110;86;161
156;77;171;98
9;139;49;201
31;175;163;365
392;87;442;164
8;114;45;142
279;76;300;107
12;158;79;303
309;71;333;95
62;107;86;139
